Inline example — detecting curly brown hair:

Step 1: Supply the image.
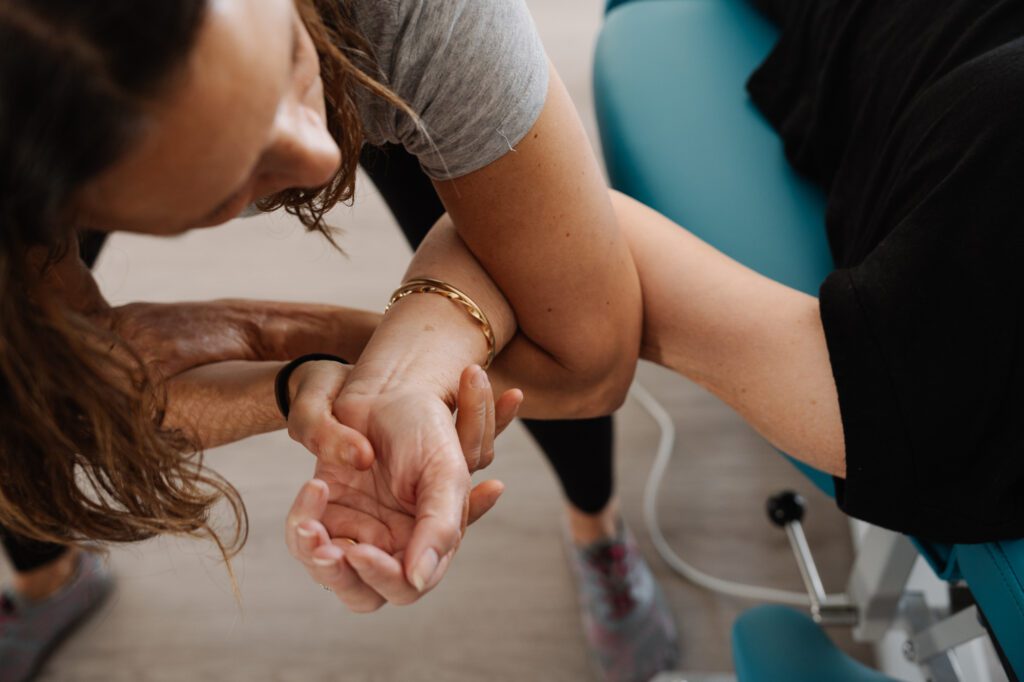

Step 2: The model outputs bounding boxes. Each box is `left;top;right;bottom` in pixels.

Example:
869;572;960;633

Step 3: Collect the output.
0;0;406;560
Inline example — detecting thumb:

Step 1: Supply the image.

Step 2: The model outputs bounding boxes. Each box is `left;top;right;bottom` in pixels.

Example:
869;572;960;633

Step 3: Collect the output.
404;455;469;593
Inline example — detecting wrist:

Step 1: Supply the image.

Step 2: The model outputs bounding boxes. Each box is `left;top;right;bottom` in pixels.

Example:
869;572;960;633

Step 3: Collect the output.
278;354;352;419
346;294;490;406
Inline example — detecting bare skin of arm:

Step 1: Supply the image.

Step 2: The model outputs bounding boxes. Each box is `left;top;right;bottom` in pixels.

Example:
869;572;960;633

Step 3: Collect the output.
388;190;845;476
429;66;642;410
479;191;845;476
35;241;383;449
341;66;642;416
610;191;845;476
137;305;377;449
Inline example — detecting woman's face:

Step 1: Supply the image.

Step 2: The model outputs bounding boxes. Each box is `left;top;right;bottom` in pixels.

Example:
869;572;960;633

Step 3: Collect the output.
77;0;341;235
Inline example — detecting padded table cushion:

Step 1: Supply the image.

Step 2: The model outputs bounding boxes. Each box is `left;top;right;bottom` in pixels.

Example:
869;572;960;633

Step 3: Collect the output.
596;0;839;497
594;0;1024;676
733;606;899;682
955;542;1024;675
595;0;833;297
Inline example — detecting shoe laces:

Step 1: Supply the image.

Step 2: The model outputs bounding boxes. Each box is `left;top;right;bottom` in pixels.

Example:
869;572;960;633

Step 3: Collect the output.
587;543;637;619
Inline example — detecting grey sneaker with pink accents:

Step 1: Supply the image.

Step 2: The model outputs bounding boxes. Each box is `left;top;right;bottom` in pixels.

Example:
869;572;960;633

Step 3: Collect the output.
0;551;113;682
565;522;681;682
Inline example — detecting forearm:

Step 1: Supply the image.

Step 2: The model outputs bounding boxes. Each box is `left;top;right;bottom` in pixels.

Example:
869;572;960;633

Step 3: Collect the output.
169;298;381;365
343;221;516;405
613;191;846;476
351;217;635;416
242;300;380;363
158;304;381;451
102;299;380;380
163;361;285;450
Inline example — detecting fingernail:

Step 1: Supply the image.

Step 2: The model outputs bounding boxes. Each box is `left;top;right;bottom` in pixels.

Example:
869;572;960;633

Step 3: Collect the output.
345;445;362;466
303;480;321;503
296;526;316;539
313;557;337;567
411;549;439;592
471;367;489;389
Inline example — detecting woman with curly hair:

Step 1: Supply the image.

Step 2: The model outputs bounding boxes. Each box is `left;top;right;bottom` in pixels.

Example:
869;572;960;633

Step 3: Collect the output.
0;1;677;680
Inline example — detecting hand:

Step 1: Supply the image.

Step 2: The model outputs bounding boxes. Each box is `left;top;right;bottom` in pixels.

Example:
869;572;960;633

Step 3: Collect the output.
284;365;522;611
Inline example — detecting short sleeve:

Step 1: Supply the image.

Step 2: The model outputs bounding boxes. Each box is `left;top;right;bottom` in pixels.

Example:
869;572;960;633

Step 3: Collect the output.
818;47;1024;542
351;0;550;180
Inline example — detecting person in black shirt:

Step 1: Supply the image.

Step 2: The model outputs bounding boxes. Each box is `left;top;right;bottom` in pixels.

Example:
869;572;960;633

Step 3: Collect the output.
516;0;1024;548
746;0;1024;540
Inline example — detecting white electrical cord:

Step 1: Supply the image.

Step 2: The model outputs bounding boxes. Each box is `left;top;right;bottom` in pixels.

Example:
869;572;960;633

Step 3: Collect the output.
630;382;812;607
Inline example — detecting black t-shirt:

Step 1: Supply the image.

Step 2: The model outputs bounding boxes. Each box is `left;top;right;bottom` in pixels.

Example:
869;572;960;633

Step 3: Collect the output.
747;0;1024;543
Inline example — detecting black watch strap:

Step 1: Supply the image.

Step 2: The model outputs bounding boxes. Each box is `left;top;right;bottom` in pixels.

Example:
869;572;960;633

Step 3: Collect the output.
274;353;349;419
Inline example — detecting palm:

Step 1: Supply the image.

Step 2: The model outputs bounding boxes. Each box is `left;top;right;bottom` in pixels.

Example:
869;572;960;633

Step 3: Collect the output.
285;364;519;609
315;389;471;556
312;459;414;555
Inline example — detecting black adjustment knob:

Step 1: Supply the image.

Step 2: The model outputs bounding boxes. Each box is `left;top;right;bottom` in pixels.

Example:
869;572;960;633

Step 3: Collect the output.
767;491;806;528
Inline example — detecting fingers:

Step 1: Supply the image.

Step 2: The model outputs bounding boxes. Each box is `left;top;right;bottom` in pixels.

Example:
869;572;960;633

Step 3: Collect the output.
309;541;386;613
320;503;397;553
467;479;505;526
494;389;523;438
455;365;493;472
454;367;523;472
286;479;330;558
404;451;469;593
286;482;389;613
344;545;423;606
288;362;374;470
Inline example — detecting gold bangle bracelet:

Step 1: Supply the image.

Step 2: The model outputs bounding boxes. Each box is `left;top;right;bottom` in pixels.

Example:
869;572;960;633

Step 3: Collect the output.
385;277;497;370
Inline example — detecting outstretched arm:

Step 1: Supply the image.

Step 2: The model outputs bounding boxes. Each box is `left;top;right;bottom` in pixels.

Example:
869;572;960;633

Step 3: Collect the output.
148;304;382;449
611;191;845;476
35;238;386;450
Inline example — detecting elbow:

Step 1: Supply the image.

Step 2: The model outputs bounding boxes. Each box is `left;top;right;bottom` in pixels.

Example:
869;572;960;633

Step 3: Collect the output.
557;347;637;419
580;365;635;417
567;389;627;419
570;324;641;417
512;353;635;420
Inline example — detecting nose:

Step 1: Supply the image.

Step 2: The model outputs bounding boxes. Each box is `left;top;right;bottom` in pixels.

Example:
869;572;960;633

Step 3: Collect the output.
257;99;342;196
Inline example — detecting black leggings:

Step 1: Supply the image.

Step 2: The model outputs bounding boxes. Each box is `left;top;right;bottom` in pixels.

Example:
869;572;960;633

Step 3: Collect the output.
359;144;616;515
2;149;618;574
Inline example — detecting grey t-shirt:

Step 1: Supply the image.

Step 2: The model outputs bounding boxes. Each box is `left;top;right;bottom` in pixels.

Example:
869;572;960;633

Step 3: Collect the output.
347;0;550;180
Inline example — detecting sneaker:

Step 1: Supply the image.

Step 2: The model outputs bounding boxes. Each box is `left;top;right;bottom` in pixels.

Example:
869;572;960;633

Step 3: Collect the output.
0;551;114;682
564;521;681;682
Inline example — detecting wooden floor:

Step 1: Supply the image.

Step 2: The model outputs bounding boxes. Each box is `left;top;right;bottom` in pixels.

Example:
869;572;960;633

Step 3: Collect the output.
2;1;873;679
